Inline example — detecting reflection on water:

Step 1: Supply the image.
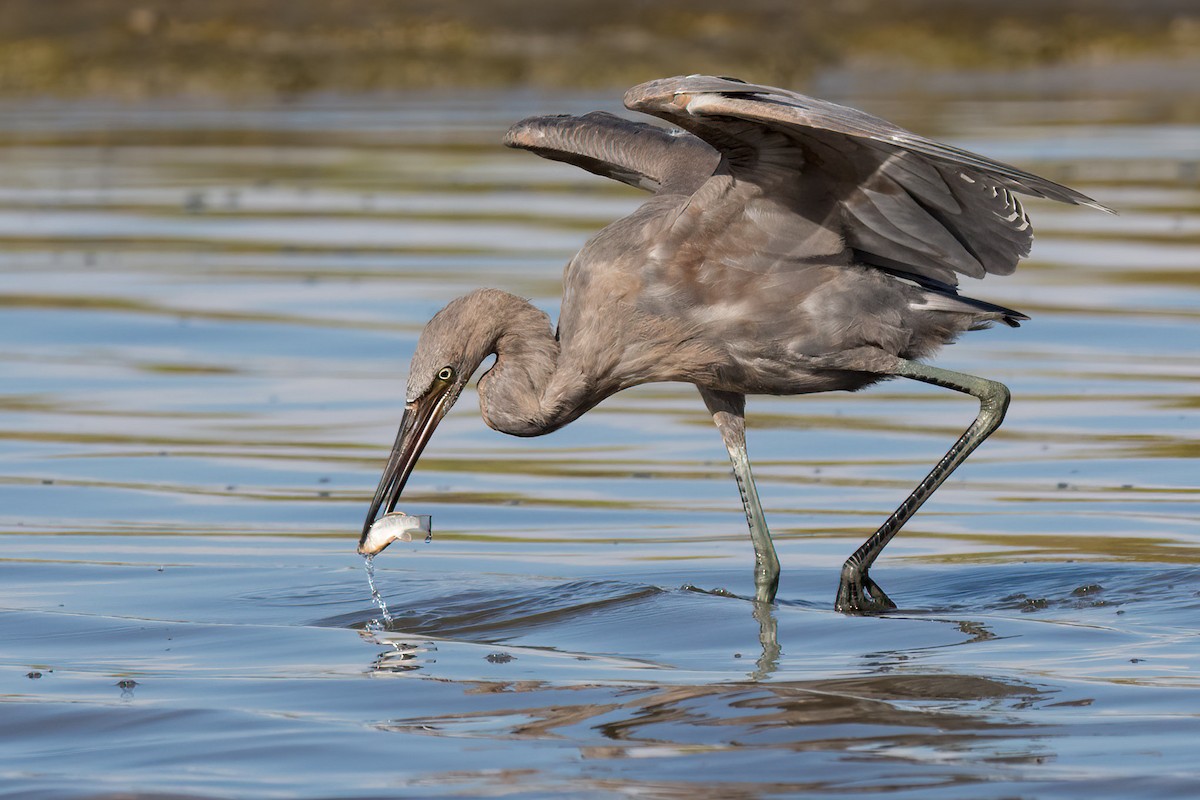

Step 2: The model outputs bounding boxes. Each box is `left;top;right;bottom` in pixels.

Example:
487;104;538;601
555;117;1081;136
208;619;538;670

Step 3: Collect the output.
0;77;1198;798
374;671;1049;786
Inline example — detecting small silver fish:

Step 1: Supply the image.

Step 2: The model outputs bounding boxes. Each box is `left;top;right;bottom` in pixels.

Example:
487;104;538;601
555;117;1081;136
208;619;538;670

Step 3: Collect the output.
358;512;432;556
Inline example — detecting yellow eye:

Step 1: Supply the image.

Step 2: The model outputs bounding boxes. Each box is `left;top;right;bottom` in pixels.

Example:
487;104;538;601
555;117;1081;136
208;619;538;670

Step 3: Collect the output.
438;367;454;381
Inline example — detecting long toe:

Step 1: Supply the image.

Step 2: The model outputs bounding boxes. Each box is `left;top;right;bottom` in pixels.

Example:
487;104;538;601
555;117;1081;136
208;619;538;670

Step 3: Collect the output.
835;565;898;615
861;575;897;611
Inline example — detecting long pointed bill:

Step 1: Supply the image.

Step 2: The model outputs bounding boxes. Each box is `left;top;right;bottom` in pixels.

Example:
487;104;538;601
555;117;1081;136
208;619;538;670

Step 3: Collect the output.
358;385;454;554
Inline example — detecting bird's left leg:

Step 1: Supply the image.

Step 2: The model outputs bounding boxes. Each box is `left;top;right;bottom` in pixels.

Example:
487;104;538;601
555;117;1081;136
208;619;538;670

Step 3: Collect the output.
836;359;1011;614
698;387;780;604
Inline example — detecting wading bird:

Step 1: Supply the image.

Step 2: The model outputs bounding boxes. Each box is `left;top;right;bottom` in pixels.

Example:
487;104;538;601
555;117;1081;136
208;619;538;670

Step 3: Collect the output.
359;75;1108;613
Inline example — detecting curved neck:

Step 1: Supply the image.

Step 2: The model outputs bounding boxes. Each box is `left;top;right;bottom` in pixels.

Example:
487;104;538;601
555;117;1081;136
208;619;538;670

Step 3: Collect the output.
468;290;595;437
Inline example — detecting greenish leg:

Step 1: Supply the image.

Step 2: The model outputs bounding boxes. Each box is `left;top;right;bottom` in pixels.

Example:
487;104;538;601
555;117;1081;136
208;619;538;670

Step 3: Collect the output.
699;388;780;604
835;359;1011;614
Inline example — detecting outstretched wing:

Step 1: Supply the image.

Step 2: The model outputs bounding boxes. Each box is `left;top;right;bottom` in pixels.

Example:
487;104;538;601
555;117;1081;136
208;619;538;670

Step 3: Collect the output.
504;111;719;196
625;75;1112;285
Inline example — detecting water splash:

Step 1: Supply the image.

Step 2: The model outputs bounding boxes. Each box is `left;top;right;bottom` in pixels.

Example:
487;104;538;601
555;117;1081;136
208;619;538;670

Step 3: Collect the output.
364;555;393;630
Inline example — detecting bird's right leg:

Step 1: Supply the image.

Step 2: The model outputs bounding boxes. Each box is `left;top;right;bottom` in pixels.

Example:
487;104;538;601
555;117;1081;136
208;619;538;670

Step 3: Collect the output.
835;359;1011;614
698;387;780;604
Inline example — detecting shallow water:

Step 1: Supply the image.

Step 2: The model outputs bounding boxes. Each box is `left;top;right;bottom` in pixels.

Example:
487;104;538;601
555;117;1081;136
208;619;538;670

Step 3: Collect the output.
0;82;1198;798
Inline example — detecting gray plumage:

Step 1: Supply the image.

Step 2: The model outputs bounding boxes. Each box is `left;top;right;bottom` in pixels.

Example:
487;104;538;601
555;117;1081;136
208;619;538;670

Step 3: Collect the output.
504;111;719;194
361;75;1110;613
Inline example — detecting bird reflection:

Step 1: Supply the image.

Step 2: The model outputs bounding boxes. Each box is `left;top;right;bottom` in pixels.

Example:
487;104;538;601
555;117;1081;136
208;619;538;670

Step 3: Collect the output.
370;667;1052;779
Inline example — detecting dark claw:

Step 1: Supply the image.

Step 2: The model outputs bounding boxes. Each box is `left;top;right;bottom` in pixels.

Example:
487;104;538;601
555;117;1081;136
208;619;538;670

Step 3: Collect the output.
835;563;897;615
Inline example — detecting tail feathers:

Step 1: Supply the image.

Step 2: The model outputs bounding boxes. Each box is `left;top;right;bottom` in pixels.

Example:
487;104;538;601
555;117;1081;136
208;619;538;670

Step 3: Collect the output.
918;292;1029;328
881;266;1028;328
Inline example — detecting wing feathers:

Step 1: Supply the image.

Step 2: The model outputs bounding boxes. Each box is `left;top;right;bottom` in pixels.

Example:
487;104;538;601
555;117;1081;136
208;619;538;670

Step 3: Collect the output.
877;151;961;215
646;78;1110;211
848;183;987;277
504;111;719;195
626;75;1111;284
508;76;1109;289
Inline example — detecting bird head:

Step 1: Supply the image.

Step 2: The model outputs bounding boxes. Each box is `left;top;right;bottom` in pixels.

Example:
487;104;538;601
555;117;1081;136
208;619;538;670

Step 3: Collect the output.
358;293;499;554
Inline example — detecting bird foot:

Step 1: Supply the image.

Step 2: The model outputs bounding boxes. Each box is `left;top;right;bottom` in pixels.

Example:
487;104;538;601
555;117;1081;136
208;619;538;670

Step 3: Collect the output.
835;562;897;615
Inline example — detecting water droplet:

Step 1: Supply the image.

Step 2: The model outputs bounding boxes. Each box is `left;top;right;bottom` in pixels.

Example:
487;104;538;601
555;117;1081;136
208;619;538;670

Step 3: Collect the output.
364;555;393;629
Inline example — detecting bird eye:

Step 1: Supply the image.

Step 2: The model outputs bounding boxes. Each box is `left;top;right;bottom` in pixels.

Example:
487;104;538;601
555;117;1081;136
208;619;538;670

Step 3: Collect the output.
437;367;454;381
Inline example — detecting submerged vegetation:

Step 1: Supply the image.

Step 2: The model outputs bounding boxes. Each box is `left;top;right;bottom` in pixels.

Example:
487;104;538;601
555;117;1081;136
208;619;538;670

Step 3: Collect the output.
0;0;1197;99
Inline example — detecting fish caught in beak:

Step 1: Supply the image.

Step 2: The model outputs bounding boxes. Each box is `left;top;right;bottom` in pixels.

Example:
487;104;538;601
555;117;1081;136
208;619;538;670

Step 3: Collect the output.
358;369;459;555
358;511;432;556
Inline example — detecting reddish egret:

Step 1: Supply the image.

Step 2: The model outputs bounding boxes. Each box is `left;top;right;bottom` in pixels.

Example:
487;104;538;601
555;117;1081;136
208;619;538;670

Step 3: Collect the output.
360;75;1108;613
